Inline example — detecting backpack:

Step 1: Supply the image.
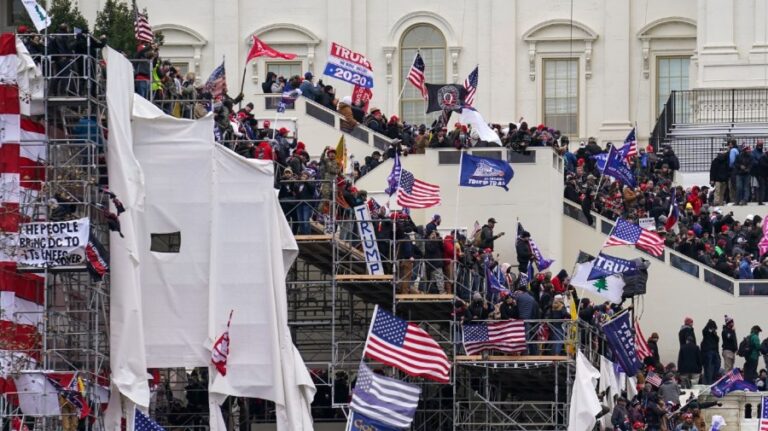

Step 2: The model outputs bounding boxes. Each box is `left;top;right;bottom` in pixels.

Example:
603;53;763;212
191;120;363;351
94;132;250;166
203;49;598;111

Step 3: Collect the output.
737;336;752;357
472;229;483;247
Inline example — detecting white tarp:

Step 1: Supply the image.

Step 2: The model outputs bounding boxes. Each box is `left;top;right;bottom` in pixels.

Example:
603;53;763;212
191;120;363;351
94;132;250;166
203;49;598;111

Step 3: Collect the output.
568;351;602;431
104;47;315;431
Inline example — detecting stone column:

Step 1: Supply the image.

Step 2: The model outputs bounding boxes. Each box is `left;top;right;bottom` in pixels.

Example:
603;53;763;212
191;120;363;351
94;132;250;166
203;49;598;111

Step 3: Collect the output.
599;0;633;138
698;0;738;62
212;0;239;91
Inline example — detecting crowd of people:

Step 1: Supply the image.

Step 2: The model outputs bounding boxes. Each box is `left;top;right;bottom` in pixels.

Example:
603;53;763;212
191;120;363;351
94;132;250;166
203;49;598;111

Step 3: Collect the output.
562;137;768;281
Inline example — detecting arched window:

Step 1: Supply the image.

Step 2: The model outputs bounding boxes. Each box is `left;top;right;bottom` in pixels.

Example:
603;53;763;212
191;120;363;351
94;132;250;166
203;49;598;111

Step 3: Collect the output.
400;24;446;126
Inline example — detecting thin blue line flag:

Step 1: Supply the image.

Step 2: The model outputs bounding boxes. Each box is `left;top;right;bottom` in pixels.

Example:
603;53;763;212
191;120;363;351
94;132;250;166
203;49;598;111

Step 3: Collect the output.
459;153;514;191
587;252;638;281
601;312;641;377
346;411;400;431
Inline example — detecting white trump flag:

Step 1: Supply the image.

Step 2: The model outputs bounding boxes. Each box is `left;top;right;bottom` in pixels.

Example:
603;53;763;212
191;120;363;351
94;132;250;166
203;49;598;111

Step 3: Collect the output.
571;260;625;304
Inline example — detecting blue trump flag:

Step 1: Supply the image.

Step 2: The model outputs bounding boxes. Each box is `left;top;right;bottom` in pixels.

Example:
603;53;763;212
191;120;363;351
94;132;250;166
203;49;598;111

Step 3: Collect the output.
602;144;636;187
459;153;514;191
346;411;400;431
601;312;641;377
587;252;638;280
710;368;758;397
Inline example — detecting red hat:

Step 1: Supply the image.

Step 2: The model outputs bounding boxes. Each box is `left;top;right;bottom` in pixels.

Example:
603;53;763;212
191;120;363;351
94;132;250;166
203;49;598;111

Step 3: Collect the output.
577;158;585;167
263;120;271;128
461;125;468;133
640;183;648;191
721;225;729;232
632;422;645;430
537;124;545;131
684;317;693;325
296;141;306;151
279;127;288;135
687;230;695;236
17;25;29;34
483;248;492;254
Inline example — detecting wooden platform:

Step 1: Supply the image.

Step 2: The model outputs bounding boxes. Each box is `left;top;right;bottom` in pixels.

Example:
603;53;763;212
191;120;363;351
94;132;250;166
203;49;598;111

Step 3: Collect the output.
455;355;570;362
336;274;393;281
294;234;333;242
395;293;455;302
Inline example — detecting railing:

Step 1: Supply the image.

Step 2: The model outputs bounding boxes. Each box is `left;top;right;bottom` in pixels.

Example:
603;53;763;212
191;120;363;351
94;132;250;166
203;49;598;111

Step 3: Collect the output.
650;90;675;149
665;135;768;172
563;199;768;296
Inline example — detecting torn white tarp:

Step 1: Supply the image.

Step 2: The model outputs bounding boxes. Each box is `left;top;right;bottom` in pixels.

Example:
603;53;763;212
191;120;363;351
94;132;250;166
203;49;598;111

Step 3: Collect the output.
104;46;315;431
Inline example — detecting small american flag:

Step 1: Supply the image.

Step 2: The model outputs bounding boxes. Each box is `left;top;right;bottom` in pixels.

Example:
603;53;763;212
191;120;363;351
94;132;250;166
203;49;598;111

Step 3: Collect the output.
204;60;227;101
407;52;427;99
134;408;165;431
463;320;526;355
463;66;479;106
396;169;440;209
634;319;653;362
363;306;450;383
645;371;662;387
604;218;664;257
759;396;768;431
623;128;637;159
133;6;153;44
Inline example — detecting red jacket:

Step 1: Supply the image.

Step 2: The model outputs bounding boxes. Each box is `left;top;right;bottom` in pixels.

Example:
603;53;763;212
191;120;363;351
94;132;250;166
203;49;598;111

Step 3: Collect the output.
443;235;456;261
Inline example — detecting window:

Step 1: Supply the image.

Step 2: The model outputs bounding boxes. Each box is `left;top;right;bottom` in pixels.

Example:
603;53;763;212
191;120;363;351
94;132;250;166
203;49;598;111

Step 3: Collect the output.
150;232;181;253
656;56;689;116
400;24;446;126
543;59;578;136
266;62;302;81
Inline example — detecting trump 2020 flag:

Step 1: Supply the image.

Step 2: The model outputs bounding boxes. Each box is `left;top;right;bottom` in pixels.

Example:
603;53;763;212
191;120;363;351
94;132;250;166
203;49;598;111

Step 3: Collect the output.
587;252;637;281
602;144;636;187
710;368;758;397
600;312;641;377
459;153;514;191
571;260;625;304
350;362;421;429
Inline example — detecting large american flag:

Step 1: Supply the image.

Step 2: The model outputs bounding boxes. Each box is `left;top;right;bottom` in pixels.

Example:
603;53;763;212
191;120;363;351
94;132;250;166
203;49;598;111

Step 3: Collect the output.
396;169;441;209
604;218;664;257
463;66;479;106
204;61;227;101
760;396;768;431
133;8;153;44
462;320;526;355
407;52;427;99
363;306;450;383
634;319;653;362
350;363;421;429
623;128;637;159
134;408;165;431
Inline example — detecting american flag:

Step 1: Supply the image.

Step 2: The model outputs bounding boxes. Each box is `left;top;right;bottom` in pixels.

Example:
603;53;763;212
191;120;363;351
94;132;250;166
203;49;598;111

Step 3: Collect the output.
363;306;450;383
463;66;479;106
759;396;768;431
462;320;526;355
604;218;665;257
396;169;441;209
350;363;421;429
204;61;227;101
134;408;165;431
623;128;637;159
634;319;653;362
133;6;153;44
645;371;662;387
407;52;427;99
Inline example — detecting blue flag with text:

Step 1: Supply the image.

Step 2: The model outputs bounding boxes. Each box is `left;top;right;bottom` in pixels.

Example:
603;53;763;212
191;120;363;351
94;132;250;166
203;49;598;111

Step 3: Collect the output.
587;252;638;280
602;144;636;187
601;312;641;377
459;153;514;191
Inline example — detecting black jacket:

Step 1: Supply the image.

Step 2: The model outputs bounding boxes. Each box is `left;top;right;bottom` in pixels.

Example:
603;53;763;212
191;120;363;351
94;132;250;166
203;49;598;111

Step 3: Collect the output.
700;320;720;353
678;325;696;346
678;342;702;374
515;238;532;268
722;326;737;351
709;153;730;182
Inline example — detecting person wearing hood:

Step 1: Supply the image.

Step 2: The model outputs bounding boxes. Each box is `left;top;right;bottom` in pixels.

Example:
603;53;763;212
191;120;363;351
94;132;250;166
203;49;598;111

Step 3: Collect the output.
464;292;489;323
337;96;358;132
721;315;737;371
678;336;702;387
700;319;720;384
679;317;696;346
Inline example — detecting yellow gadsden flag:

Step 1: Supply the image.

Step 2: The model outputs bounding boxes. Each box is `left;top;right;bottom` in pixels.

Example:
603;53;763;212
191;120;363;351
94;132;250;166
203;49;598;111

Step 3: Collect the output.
335;135;347;173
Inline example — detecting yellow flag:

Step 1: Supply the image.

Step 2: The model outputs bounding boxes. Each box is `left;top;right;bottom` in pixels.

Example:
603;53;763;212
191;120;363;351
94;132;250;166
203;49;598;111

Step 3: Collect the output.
335;135;347;172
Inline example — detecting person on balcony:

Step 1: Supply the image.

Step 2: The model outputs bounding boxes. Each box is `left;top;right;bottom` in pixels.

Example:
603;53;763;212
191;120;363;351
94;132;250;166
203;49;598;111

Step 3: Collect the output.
699;319;720;385
261;71;277;93
721;315;737;372
708;149;730;206
734;144;753;205
753;140;767;205
299;72;323;101
336;96;358;132
744;325;762;382
677;336;702;387
727;139;739;203
678;317;696;346
363;107;385;133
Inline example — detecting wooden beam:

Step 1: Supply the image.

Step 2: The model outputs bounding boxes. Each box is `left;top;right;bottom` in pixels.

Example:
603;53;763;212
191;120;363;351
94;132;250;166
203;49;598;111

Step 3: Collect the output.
335;274;393;281
395;294;455;301
455;355;570;362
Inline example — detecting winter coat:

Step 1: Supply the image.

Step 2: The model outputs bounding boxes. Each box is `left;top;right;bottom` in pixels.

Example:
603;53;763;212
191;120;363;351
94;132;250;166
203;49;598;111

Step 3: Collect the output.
515;238;533;269
480;225;497;250
735;150;754;176
721;326;737;352
337;102;358;131
678;324;696;346
700;320;719;353
513;290;539;320
677;342;702;374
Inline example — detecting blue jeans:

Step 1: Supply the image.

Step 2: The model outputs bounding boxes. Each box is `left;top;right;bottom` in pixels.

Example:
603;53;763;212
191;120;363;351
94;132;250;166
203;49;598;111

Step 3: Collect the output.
135;80;150;100
736;175;751;202
702;350;721;384
525;322;539;355
550;326;564;355
296;203;312;235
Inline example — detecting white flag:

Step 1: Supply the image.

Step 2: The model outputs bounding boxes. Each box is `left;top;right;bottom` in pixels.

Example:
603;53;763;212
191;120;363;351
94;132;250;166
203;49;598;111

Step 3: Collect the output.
459;107;502;146
599;356;619;430
568;351;602;431
571;261;625;304
13;372;61;416
21;0;51;32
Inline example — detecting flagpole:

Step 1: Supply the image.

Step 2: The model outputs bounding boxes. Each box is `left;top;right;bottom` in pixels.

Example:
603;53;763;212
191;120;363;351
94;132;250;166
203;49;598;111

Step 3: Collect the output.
238;64;248;109
397;51;420;107
453;150;464;296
